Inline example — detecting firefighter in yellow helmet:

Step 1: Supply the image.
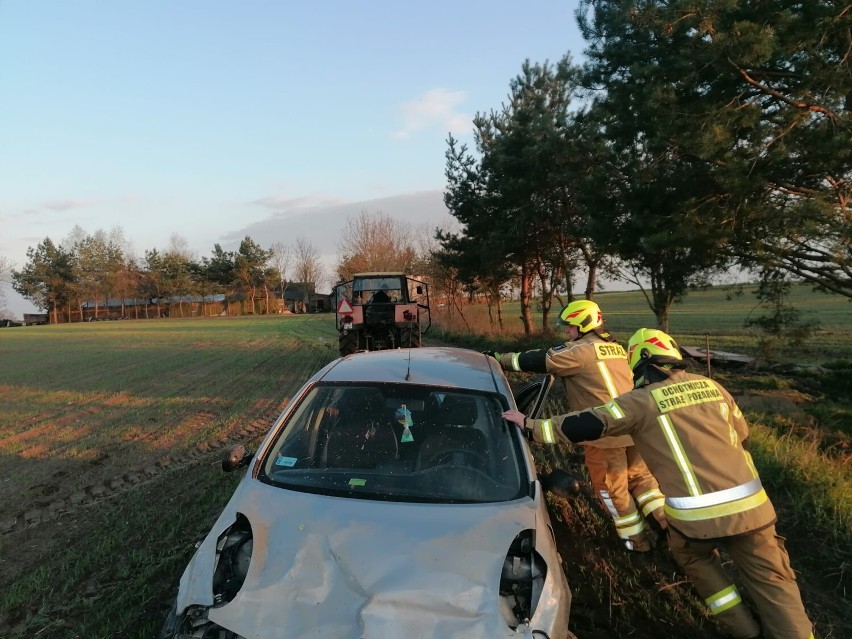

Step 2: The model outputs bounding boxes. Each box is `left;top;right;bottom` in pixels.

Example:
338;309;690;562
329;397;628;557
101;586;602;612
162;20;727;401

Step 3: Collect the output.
487;300;667;552
503;328;813;639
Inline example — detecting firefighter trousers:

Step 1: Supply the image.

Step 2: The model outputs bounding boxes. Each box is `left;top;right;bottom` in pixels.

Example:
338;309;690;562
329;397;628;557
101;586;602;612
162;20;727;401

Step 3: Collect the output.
668;525;813;639
583;444;666;552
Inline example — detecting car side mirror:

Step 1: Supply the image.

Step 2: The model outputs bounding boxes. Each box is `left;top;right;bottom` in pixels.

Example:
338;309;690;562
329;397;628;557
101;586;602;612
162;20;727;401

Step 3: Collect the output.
222;444;253;473
540;469;581;498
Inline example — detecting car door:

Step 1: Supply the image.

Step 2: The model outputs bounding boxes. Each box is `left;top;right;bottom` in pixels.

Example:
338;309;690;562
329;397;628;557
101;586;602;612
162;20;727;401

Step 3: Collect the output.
513;374;555;420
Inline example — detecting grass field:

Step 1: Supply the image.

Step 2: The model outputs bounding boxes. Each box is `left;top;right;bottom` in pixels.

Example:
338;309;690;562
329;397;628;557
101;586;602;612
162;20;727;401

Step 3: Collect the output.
435;282;852;363
0;310;849;638
0;316;340;637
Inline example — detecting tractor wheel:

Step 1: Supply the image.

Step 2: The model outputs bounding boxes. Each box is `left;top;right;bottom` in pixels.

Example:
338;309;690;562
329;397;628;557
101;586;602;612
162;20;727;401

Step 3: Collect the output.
401;326;421;348
339;331;359;356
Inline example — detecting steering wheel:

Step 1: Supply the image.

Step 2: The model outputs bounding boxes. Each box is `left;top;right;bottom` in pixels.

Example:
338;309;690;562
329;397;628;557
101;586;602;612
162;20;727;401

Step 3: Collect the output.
426;448;489;468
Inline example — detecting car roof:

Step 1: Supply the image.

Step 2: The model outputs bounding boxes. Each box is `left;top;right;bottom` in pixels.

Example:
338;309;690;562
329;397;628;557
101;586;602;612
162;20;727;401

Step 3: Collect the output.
317;347;505;393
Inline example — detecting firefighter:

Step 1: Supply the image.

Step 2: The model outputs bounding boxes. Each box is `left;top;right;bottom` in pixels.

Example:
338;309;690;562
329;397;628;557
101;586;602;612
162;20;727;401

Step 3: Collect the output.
503;328;814;639
487;300;666;552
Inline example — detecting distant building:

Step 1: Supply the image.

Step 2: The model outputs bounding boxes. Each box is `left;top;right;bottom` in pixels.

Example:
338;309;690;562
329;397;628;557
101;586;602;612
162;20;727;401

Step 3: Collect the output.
43;285;332;323
281;282;332;313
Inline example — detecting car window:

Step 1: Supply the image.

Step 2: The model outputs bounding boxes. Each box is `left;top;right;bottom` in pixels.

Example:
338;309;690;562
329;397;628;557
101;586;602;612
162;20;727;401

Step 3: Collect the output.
259;383;526;503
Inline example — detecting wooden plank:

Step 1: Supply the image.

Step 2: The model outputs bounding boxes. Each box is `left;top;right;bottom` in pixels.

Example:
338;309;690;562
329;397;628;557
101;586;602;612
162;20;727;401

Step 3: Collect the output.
682;346;755;365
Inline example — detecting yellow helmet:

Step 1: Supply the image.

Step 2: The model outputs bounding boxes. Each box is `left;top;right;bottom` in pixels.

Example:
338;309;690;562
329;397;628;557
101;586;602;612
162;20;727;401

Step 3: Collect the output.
557;300;603;332
627;328;683;372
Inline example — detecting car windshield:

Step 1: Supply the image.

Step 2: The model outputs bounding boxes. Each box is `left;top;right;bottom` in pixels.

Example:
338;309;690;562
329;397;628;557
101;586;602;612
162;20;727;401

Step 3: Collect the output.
259;383;527;503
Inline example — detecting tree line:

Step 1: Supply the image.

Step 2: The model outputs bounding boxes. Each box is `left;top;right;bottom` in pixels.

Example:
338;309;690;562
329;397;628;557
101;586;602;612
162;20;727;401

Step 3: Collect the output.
437;0;850;332
7;213;450;324
10;227;325;324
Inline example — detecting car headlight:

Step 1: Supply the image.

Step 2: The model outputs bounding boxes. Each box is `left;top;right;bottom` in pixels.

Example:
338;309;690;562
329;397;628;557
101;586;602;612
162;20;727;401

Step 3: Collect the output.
211;514;253;607
499;529;547;628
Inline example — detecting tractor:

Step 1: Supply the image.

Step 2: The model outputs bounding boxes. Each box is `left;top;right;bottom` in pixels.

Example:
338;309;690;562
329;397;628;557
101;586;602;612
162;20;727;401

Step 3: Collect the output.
332;272;431;356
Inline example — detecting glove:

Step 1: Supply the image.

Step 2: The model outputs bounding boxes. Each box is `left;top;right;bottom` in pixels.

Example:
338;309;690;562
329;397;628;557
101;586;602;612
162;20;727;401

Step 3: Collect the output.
483;351;500;359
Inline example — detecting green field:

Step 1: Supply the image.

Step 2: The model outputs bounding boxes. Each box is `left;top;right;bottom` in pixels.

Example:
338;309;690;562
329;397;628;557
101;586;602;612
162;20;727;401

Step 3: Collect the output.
434;282;852;363
0;316;340;638
0;312;848;638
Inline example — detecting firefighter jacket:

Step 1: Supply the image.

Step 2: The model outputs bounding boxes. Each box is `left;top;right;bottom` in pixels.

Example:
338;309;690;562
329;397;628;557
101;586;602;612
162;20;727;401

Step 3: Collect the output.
496;332;633;449
525;370;777;540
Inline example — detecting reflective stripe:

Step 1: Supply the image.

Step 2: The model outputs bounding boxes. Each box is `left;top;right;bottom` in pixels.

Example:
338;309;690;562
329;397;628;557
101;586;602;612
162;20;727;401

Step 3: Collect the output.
640;496;665;516
613;510;646;538
635;488;666;516
666;478;763;509
596;361;619;399
719;403;738;446
602;400;625;419
635;488;664;507
705;585;742;615
599;490;620;518
613;510;642;527
666;489;769;522
658;414;701;496
539;419;556;444
510;352;521;372
616;520;646;538
743;450;759;479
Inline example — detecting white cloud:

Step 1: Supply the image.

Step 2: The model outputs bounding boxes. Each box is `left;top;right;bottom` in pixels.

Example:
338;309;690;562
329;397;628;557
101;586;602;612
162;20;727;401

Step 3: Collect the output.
221;189;456;291
251;194;348;212
392;88;469;140
41;198;102;212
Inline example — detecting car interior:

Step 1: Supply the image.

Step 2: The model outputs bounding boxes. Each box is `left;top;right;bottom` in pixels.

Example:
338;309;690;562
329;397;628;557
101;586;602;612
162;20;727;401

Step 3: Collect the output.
264;383;524;501
415;394;490;473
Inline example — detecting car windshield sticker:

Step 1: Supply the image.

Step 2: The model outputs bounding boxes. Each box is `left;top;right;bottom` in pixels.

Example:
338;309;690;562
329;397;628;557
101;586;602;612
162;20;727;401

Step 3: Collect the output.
274;456;297;467
348;478;367;487
397;404;415;442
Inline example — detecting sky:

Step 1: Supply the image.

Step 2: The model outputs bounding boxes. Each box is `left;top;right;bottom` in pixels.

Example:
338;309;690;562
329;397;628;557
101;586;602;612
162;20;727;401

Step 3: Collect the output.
0;0;586;317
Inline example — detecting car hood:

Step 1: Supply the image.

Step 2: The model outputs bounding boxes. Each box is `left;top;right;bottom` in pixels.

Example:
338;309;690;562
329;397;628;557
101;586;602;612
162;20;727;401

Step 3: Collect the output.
177;478;564;639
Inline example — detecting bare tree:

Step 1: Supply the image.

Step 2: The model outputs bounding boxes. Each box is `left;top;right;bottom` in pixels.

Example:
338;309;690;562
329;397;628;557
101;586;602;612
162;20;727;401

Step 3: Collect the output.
0;255;11;315
269;241;292;304
63;225;89;249
167;233;195;261
336;210;418;280
107;227;138;317
293;237;326;313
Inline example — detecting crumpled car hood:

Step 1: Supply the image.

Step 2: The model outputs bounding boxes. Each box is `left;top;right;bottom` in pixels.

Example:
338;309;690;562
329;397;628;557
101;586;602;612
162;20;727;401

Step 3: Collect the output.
177;478;565;638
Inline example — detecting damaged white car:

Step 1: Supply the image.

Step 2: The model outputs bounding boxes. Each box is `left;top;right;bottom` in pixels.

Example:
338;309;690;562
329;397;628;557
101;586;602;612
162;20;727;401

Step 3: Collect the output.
160;346;578;639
